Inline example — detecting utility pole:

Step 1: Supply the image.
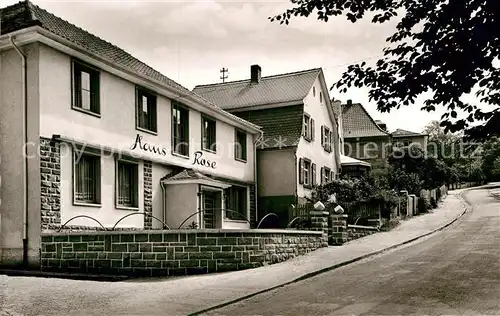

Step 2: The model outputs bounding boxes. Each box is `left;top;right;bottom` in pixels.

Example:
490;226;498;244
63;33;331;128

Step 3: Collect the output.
220;67;229;83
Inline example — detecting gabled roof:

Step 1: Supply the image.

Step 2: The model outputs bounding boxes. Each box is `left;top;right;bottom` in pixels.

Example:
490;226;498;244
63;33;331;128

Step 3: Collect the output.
235;105;303;149
161;169;214;182
341;103;391;138
392;129;426;137
0;1;260;133
193;68;322;110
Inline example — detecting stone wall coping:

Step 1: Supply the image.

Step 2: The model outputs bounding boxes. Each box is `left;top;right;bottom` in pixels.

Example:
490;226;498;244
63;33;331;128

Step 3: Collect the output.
347;225;380;231
310;211;329;216
42;228;324;236
330;214;348;218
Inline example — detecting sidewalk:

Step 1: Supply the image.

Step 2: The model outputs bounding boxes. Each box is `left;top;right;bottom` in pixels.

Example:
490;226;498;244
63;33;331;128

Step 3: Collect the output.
489;185;500;199
132;189;470;315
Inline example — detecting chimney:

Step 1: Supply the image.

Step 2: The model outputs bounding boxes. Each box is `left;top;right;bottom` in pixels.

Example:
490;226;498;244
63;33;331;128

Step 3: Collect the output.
346;99;352;105
250;64;261;84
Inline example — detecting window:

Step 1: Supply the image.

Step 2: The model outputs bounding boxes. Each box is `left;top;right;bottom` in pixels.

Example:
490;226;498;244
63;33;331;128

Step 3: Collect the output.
304;159;311;185
302;114;315;141
321;126;333;152
320;92;323;103
73;152;101;205
299;158;316;188
136;87;157;133
321;166;332;184
72;60;100;115
403;139;411;147
313;86;316;97
116;160;139;209
172;102;189;156
235;129;247;161
202;116;217;152
225;186;247;220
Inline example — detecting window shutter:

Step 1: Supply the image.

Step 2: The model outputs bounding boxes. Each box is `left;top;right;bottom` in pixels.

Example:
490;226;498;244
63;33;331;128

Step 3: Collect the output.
320;167;324;184
310;119;315;141
329;130;333;151
92;71;100;113
321;126;324;147
312;163;317;186
151;96;158;132
298;158;304;184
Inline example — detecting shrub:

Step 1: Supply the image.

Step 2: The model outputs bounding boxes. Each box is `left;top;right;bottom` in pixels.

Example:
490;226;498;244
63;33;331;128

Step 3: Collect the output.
380;218;400;232
430;197;438;208
418;198;432;213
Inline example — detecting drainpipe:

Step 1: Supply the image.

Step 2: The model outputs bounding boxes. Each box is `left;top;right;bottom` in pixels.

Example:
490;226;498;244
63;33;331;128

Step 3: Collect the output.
253;131;263;227
10;36;29;267
160;181;167;229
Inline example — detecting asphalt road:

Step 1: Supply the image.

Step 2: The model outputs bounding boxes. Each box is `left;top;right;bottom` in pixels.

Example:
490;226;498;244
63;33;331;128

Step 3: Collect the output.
204;188;500;315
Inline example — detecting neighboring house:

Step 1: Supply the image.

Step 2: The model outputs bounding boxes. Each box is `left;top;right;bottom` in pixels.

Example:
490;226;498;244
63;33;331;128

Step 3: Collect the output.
341;100;392;169
332;98;371;177
0;1;261;266
193;65;341;226
391;129;429;153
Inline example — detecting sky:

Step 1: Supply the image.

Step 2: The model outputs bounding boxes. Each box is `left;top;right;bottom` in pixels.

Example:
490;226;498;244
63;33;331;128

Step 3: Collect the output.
2;0;452;133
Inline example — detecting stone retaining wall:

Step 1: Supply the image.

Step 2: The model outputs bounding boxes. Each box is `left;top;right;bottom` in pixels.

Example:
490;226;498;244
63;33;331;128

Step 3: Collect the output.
41;229;325;276
347;225;380;241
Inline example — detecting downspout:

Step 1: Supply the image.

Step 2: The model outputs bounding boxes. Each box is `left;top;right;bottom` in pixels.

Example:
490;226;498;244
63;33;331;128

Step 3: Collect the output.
160;181;167;229
10;36;29;267
253;131;263;227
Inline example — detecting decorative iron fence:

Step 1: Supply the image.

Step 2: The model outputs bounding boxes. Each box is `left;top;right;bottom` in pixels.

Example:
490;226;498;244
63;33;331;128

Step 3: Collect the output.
286;203;314;230
338;202;381;225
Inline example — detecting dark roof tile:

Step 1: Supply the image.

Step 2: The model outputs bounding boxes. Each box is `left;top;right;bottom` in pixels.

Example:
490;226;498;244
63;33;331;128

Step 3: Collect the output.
193;68;321;110
235;105;303;149
392;129;425;137
341;103;391;138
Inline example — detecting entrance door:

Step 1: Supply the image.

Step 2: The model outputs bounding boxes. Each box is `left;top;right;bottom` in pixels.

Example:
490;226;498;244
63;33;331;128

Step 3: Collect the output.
203;190;221;228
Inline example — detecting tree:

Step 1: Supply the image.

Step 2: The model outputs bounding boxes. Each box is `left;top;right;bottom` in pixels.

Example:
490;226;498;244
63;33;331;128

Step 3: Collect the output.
423;120;462;144
481;136;500;181
270;0;500;137
492;157;500;179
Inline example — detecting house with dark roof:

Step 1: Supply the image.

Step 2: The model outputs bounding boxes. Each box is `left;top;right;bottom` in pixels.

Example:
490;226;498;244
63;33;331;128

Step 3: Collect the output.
0;1;262;266
194;65;342;226
391;129;429;152
340;100;392;170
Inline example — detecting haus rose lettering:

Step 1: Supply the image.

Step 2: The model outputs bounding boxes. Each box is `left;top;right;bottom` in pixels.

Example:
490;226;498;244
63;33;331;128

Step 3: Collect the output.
130;134;168;156
192;151;216;169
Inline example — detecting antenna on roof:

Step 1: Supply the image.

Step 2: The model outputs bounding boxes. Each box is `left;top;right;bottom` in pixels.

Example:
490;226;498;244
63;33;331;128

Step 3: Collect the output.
220;67;229;83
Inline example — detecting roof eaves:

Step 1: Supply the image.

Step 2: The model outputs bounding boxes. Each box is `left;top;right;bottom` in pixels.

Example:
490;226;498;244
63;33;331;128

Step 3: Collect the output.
2;1;261;134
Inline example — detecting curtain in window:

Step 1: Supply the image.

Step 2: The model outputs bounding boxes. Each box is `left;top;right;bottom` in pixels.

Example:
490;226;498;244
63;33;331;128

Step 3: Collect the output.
118;163;132;206
75;155;97;203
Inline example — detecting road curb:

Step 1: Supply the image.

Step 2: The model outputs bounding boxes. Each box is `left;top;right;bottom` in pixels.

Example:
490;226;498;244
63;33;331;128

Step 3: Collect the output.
0;269;130;282
188;191;472;316
487;185;500;200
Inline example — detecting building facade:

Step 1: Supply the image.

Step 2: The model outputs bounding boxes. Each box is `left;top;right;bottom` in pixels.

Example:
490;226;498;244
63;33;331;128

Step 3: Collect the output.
391;129;429;153
0;1;260;267
194;66;341;227
341;101;392;170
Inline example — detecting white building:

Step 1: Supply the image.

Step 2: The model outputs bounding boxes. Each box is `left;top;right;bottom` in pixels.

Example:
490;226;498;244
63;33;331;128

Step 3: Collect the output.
0;1;260;267
194;66;342;226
